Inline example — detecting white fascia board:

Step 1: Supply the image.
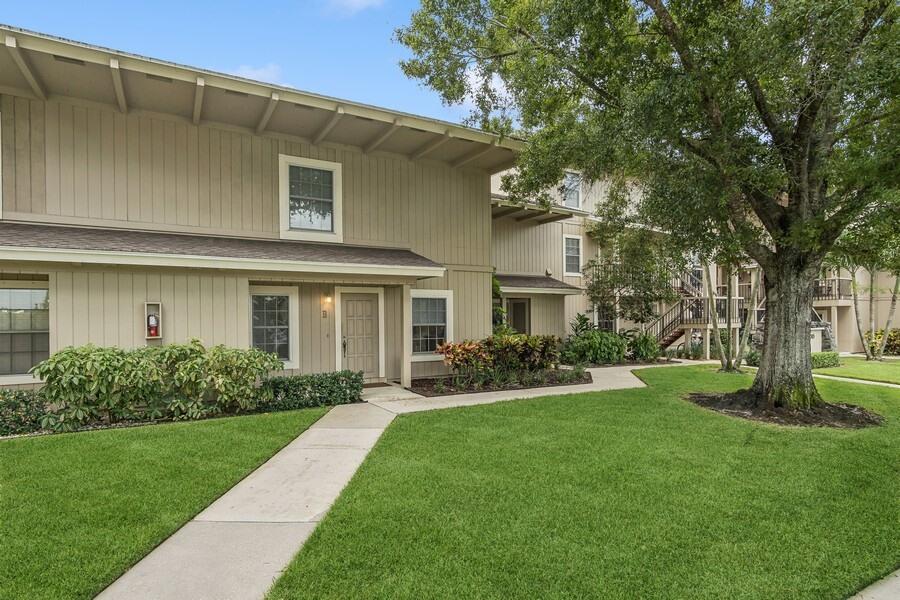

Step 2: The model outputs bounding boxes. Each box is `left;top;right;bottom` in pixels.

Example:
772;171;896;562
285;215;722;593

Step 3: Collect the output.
0;247;446;278
499;286;581;295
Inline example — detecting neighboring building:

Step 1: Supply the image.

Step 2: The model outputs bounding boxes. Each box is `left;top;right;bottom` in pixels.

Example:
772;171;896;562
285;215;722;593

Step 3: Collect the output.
492;171;897;356
490;171;598;336
0;26;522;386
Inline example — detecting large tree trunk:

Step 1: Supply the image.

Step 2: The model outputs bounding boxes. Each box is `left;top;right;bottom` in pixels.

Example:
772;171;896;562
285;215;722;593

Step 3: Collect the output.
876;275;899;360
751;261;822;409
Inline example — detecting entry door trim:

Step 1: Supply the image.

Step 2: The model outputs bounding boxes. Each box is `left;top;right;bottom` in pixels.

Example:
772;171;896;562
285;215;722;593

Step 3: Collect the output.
334;286;385;378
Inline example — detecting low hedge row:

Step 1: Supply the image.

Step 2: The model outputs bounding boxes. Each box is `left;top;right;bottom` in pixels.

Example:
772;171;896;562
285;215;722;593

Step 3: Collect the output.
744;350;840;369
1;341;364;436
263;371;364;411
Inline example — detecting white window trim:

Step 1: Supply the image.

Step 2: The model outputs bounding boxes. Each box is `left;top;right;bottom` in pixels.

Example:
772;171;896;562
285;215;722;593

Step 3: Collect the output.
563;171;581;209
334;287;386;378
278;154;343;243
0;279;50;383
410;289;454;362
249;285;300;370
563;234;583;277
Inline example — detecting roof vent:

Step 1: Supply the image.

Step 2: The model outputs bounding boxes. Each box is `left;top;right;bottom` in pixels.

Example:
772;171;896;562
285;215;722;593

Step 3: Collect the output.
53;55;85;66
146;73;173;83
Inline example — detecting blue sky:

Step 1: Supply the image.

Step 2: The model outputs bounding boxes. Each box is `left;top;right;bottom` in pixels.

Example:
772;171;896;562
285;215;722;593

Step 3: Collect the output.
1;0;470;123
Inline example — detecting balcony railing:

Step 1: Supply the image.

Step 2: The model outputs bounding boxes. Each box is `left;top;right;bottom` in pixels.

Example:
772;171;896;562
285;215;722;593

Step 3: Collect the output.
812;277;852;301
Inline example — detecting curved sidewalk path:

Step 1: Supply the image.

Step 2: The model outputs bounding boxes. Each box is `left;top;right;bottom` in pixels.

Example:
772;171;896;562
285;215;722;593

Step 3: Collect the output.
97;361;898;599
97;362;680;600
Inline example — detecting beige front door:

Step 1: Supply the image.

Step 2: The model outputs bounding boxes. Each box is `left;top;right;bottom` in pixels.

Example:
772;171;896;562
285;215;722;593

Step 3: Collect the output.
341;293;379;379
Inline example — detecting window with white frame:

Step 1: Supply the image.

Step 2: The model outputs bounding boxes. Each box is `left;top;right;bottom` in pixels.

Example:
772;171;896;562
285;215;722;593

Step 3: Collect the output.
279;155;343;242
411;290;453;359
249;286;300;369
563;171;581;209
0;283;49;376
564;235;583;276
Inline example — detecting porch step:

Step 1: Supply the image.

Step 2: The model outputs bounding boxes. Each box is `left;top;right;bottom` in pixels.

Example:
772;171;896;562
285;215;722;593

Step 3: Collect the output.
361;384;423;403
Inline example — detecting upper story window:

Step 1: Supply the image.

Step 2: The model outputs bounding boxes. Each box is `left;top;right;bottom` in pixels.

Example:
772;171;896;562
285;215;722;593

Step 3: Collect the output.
563;172;581;209
564;234;583;277
279;155;343;243
0;283;50;377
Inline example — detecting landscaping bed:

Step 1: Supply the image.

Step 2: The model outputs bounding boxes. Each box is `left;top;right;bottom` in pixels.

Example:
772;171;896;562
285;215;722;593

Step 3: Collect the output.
409;368;592;397
687;389;883;428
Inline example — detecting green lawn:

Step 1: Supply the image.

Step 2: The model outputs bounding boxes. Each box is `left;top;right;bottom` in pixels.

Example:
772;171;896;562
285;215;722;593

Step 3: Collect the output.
815;356;900;385
0;408;326;600
269;367;899;600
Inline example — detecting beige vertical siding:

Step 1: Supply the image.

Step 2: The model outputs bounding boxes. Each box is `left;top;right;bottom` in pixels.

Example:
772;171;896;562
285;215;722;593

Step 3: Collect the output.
1;96;491;271
501;294;567;337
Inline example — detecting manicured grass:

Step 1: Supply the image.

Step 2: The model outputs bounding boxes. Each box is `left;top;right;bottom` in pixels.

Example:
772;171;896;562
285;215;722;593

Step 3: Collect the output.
269;367;899;600
815;356;900;385
1;408;326;600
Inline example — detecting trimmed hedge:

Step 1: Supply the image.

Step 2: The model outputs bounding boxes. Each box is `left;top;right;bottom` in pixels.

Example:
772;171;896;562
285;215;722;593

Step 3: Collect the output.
262;371;364;411
2;341;365;437
0;389;45;436
811;351;841;369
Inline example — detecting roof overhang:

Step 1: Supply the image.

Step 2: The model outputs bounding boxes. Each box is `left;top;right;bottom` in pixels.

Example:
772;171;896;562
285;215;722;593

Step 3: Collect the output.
0;24;524;173
495;273;582;295
0;246;445;278
491;196;588;225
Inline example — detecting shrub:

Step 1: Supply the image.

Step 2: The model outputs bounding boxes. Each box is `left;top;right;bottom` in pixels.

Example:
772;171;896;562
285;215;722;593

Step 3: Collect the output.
561;330;627;365
744;348;761;367
0;389;47;436
865;329;900;355
31;340;283;431
438;334;560;376
483;334;560;371
569;313;594;336
31;344;163;431
628;333;661;362
263;371;364;410
811;351;841;369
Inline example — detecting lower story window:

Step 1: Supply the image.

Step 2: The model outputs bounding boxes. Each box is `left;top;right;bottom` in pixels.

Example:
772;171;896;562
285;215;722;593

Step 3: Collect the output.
0;285;50;376
411;290;453;358
250;286;299;369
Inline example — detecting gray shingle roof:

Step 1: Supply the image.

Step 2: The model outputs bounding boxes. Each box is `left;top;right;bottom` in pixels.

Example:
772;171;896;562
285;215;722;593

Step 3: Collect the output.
0;222;442;269
495;273;581;291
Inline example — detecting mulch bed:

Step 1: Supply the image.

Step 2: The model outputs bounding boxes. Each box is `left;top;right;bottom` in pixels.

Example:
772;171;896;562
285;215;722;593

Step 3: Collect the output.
687;390;883;428
410;370;592;397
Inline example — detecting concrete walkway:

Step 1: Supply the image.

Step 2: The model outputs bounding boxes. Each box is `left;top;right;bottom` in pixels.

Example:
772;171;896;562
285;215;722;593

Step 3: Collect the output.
812;373;900;389
850;570;900;600
98;363;679;600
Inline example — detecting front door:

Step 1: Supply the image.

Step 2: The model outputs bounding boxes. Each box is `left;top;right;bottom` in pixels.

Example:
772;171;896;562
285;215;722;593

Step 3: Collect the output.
341;293;379;379
507;298;531;334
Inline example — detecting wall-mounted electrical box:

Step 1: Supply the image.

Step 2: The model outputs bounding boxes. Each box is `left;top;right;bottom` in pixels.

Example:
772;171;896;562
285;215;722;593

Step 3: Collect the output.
145;302;162;340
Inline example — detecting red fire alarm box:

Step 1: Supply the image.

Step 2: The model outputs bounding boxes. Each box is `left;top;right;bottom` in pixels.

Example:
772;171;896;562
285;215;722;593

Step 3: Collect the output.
145;302;162;340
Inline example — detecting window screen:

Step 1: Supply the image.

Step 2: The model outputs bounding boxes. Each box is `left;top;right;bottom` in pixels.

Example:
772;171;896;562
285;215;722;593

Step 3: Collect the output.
288;165;334;232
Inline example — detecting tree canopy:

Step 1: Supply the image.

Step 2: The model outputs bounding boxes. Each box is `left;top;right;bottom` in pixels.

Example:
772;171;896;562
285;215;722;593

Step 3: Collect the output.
398;0;899;408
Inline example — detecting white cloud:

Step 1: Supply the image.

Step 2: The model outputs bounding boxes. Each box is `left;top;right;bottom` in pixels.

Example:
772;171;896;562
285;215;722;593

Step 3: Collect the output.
231;63;284;84
323;0;385;17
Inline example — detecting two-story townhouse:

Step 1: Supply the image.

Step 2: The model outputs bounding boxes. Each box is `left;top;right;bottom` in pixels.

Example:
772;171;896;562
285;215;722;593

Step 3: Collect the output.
490;171;601;337
0;26;522;387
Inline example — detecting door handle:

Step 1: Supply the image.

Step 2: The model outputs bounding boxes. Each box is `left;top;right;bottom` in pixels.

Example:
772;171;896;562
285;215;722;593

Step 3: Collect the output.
342;336;348;357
